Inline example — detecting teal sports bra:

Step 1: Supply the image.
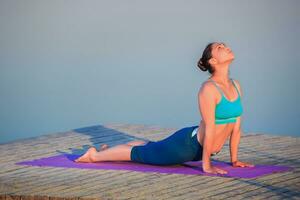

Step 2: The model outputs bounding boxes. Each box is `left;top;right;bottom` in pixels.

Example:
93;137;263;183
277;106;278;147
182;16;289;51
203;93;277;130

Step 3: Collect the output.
208;78;243;124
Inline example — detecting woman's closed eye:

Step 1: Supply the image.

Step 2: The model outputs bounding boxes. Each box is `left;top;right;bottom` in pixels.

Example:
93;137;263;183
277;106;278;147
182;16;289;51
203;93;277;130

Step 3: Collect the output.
218;44;227;51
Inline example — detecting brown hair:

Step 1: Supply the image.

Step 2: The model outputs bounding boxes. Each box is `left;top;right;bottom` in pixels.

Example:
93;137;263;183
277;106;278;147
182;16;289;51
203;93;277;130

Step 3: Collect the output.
197;42;215;74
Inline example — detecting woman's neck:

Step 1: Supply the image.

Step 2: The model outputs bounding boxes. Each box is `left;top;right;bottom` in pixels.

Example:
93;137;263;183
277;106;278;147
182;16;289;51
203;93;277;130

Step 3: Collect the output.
209;68;231;85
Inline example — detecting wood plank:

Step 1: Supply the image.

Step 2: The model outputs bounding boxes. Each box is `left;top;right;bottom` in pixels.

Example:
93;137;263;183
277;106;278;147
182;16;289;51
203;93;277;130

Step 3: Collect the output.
0;123;299;199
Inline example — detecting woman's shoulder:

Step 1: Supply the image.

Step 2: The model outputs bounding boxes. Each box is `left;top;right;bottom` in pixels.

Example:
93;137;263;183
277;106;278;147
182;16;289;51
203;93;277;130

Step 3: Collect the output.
199;79;216;93
231;78;242;97
198;79;221;100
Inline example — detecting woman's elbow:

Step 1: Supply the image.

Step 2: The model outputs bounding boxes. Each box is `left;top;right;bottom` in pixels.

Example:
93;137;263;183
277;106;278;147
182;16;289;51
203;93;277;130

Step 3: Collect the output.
204;126;216;144
204;123;216;136
231;128;242;136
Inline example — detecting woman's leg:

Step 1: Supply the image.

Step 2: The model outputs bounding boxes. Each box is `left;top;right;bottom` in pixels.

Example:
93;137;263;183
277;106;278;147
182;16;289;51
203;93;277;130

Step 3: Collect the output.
98;140;147;150
75;140;147;163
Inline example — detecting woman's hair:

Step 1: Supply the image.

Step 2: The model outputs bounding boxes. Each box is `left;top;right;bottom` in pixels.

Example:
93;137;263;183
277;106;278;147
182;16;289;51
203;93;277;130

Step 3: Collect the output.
197;42;215;74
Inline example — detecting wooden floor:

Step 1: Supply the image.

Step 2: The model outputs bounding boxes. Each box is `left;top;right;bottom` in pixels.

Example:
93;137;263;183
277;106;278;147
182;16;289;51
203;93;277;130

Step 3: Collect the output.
0;123;299;200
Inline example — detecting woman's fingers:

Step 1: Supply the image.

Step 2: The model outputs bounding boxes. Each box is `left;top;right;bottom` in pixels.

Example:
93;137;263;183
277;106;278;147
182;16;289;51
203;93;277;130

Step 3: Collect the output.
240;162;254;167
203;166;227;174
233;161;255;168
244;162;255;167
215;167;228;174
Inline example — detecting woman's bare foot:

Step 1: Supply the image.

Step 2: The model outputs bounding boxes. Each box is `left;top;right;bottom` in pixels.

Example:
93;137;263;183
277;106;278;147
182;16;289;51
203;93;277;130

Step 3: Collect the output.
99;144;109;151
74;147;97;163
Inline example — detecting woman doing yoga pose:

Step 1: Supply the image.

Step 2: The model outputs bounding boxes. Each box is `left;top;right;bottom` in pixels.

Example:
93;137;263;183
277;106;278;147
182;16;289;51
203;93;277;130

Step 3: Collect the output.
74;42;255;175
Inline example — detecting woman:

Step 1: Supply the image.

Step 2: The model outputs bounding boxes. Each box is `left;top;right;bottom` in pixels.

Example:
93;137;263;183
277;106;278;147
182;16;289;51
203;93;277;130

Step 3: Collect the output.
75;42;255;175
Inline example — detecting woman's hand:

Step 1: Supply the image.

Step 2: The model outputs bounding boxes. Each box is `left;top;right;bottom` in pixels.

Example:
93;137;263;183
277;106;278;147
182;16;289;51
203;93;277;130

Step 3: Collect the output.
203;165;228;175
232;160;255;168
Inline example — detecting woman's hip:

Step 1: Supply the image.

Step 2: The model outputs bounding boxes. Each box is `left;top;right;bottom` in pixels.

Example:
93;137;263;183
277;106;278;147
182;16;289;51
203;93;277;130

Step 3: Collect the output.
130;125;202;165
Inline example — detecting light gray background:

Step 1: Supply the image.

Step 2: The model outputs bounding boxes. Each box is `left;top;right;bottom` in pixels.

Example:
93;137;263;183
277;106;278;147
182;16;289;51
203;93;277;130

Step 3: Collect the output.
1;0;299;144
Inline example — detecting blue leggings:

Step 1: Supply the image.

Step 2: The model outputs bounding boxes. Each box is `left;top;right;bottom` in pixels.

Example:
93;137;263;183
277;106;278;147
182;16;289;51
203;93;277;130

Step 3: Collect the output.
130;125;202;165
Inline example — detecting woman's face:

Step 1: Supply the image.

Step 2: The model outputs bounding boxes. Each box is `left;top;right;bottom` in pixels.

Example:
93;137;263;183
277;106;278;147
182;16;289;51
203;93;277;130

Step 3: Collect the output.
210;42;234;65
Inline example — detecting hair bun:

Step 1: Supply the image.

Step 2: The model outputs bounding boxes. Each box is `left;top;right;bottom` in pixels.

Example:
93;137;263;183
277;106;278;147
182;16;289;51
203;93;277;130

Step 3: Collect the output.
199;59;204;66
197;42;215;74
197;58;207;71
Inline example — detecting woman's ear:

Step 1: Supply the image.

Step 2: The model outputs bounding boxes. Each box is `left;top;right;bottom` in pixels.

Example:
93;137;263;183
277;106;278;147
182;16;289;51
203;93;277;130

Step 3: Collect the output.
209;57;217;66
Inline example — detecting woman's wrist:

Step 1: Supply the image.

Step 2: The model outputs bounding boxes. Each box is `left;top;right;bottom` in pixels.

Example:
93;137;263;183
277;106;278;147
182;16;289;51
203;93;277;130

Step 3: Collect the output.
202;162;212;169
231;160;238;165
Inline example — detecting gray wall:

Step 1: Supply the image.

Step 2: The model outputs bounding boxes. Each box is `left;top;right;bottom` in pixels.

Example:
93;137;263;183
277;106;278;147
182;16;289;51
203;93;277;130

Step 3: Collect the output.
1;0;299;144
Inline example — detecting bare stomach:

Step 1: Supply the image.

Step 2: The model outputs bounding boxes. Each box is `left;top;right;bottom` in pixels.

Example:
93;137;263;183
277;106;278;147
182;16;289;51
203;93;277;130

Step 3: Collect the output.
196;120;234;154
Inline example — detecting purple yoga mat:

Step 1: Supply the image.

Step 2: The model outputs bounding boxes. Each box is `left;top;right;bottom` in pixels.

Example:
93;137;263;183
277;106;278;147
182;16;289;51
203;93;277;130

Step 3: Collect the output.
15;154;294;179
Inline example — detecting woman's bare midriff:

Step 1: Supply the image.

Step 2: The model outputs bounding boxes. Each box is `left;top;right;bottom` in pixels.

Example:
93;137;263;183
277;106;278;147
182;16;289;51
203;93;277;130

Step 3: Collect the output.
196;119;234;154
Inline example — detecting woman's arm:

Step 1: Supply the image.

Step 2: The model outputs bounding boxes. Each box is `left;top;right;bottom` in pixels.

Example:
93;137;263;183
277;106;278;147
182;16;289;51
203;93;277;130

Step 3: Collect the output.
230;116;254;167
230;79;242;163
230;116;241;163
202;127;215;169
229;79;254;168
198;83;216;170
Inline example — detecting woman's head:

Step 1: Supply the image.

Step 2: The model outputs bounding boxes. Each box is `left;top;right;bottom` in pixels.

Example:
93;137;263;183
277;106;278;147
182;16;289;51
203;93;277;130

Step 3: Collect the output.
197;42;234;74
